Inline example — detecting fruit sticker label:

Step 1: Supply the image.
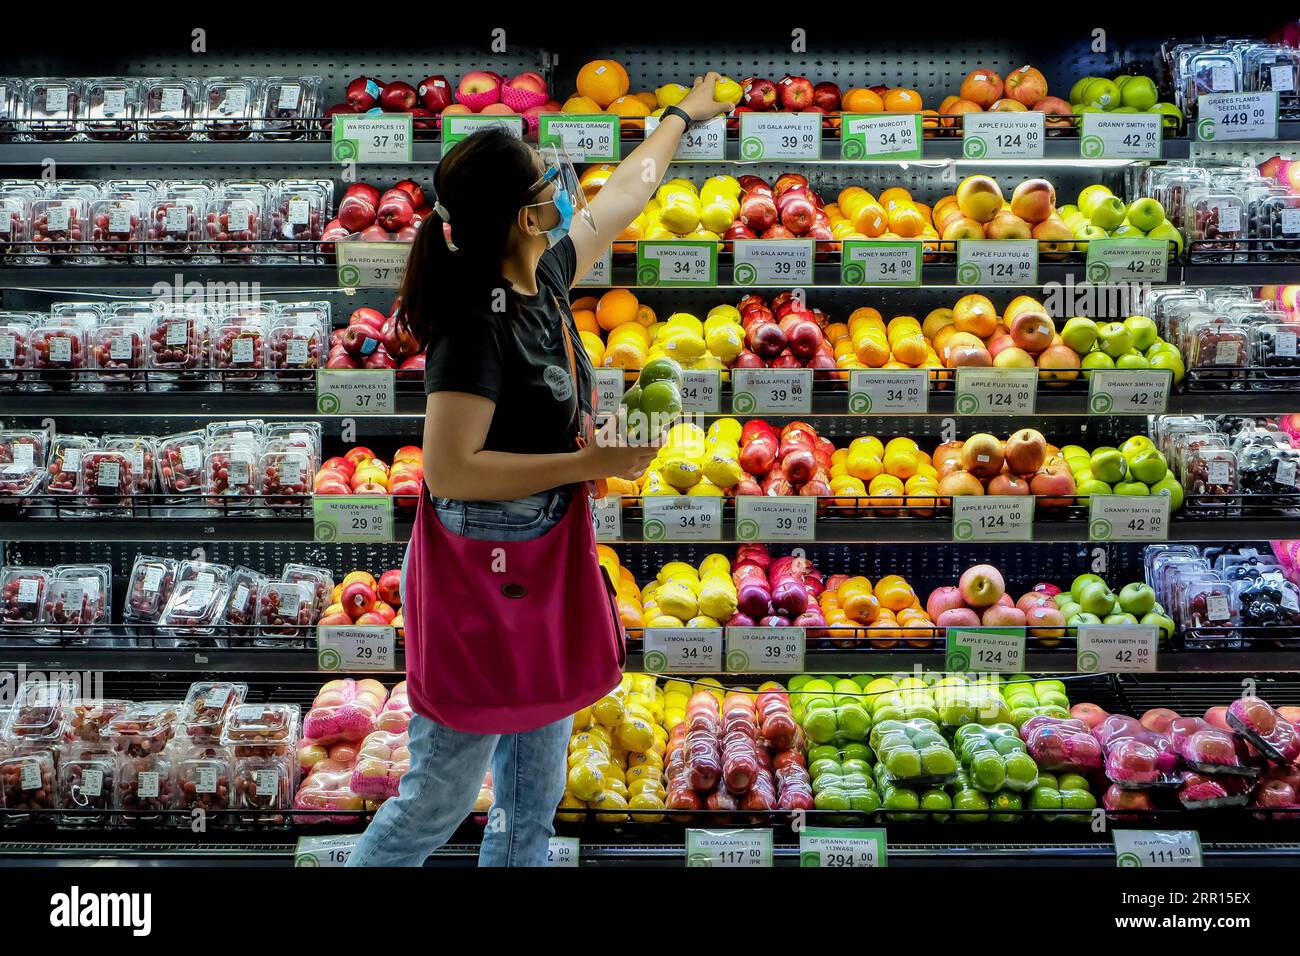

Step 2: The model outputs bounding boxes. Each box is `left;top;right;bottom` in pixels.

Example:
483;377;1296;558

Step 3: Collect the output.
1080;113;1162;159
725;626;805;673
686;828;773;867
736;496;816;541
732;238;814;284
313;495;393;542
954;367;1036;415
641;496;722;542
962;113;1044;159
1085;238;1169;284
335;240;412;289
1088;494;1170;541
952;495;1035;542
545;836;580;867
316;369;395;415
537;114;619;163
840;114;922;160
641;627;723;673
731;368;812;414
799;827;887;867
441;114;522;148
592;367;624;414
840;240;921;287
576;247;612;287
636;240;717;287
679;369;721;413
1196;92;1279;141
316;625;397;672
331;114;413;163
739;112;821;161
645;115;726;160
592;495;621;542
1087;369;1172;415
956;239;1037;286
1112;830;1202;868
848;369;929;413
1077;625;1159;673
944;626;1026;673
294;834;363;867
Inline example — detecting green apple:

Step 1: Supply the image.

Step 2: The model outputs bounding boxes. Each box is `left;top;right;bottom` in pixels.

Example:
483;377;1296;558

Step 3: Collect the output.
1123;315;1159;350
814;787;852;811
809;757;842;780
842;742;872;764
1141;610;1175;640
951;788;989;822
837;702;871;740
1057;600;1082;620
1150;475;1184;510
803;708;838;744
1076;478;1114;500
1058;203;1081;219
1116;351;1150;369
1077;184;1114;214
1059;773;1090;792
833;678;861;703
1152;102;1184;130
1004;751;1039;788
841;758;872;777
1029;786;1063;811
1089;196;1128;231
807;744;838;764
1113;106;1140;113
1119;582;1156;615
1121;75;1158;110
1069;76;1094;104
970;752;1007;792
1113;479;1151;496
1146;219;1184;257
1129;448;1168;484
1059;316;1099;354
1089;446;1127;483
1071;573;1105;603
1077;580;1118;616
1125;199;1165;234
1082;77;1121;110
1066;611;1103;627
1103;612;1139;625
1060;788;1097;813
1112;222;1146;238
1147;348;1186;384
1081;350;1115;375
990;791;1022;823
1121;435;1155;458
848;788;881;813
1096;322;1134;358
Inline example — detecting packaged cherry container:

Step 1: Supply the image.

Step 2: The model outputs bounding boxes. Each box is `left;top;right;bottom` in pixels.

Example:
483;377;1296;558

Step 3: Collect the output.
115;752;175;823
59;750;119;825
70;699;130;747
174;744;232;815
49;563;112;631
253;580;315;641
122;554;178;627
38;573;108;641
256;76;320;140
82;78;137;141
30;193;89;261
1227;697;1300;765
220;567;267;641
23;79;81;141
102;434;156;495
0;463;45;497
139;78;197;140
221;703;299;758
200;77;257;141
44;434;95;499
2;678;74;746
270;180;332;258
0;79;21;141
233;754;292;820
156;430;206;497
0;189;34;262
79;449;134;514
1185;187;1247;262
211;304;269;387
181;681;249;743
0;568;52;627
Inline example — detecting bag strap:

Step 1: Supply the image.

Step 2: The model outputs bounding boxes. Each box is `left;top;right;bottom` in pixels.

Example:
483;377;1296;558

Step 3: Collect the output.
554;295;607;499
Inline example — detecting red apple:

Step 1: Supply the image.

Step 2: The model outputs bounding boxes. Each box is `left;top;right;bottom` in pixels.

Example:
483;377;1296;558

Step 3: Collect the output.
346;77;385;110
379;81;419;113
417;75;452;112
778;75;814;111
741;77;778;111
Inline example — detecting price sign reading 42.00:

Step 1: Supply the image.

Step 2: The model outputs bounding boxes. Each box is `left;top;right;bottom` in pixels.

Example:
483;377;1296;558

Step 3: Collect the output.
1077;625;1159;673
1089;494;1170;541
1088;369;1171;415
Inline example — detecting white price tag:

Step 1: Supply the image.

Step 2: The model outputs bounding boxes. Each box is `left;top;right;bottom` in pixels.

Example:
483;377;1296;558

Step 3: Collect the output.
336;240;413;290
48;335;72;364
165;321;190;346
110;334;134;360
739;112;821;160
641;496;723;542
230;336;255;366
725;626;805;673
107;206;133;233
592;367;624;414
19;760;40;790
592;495;622;542
538;114;619;163
732;239;814;284
163;204;188;233
1089;495;1170;541
679;369;720;413
636;240;716;287
848;369;928;414
641;627;724;673
1084;238;1169;284
546;836;580;867
686;828;773;867
1113;830;1202;868
1197;92;1279;141
954;367;1037;415
1087;370;1171;414
316;369;396;415
952;496;1035;542
646;115;726;160
1080;113;1162;159
195;766;218;794
1271;65;1296;93
103;88;127;115
316;625;398;672
1077;625;1159;673
137;771;160;799
79;768;104;798
731;368;812;414
16;578;38;603
576;247;611;287
945;627;1026;673
294;834;362;868
45;86;69;113
47;204;70;232
840;240;921;286
957;239;1038;286
285;337;309;366
735;496;816;541
799;827;886;867
159;86;185;114
963;113;1044;159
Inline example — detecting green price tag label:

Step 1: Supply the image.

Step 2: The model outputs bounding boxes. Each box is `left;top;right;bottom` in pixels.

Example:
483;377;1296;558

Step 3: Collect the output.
312;495;393;542
442;114;522;148
331;114;413;163
636;240;717;287
1113;830;1202;868
840;114;922;159
641;496;723;542
538;113;619;163
952;495;1035;542
800;828;887;867
294;834;363;867
847;369;928;413
732;238;814;284
686;829;773;867
945;626;1026;673
840;240;921;286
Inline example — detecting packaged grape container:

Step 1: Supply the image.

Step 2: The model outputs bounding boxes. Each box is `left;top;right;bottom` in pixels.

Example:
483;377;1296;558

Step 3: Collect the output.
23;78;81;142
0;428;48;470
30;319;87;390
78;449;134;514
122;554;178;627
0;313;36;385
280;563;334;620
258;443;313;507
43;434;95;499
107;702;180;758
158;579;230;643
180;680;249;743
102;435;157;496
139;78;197;141
115;752;175;823
0;568;53;628
200;77;257;142
82;77;137;142
87;192;147;261
270;180;333;258
58;749;118;825
206;188;266;263
0;189;35;263
302;678;387;745
156;430;207;497
350;729;410;799
210;305;269;387
1020;715;1104;772
266;307;326;384
148;309;208;378
220;703;299;758
174;744;233;815
69;699;129;748
1;678;74;746
202;440;260;503
219;566;267;641
0;749;58;821
39;564;112;640
1227;697;1300;764
257;76;320;140
233;754;292;819
30;192;91;262
90;315;148;386
146;193;205;260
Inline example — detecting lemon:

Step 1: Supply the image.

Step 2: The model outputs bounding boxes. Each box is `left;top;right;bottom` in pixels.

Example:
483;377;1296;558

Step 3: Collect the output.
591;791;630;823
571;707;592;732
646;613;684;628
567;761;605;801
655;82;690;108
714;77;743;104
655;580;698;620
701;176;742;203
698;553;730;577
700;200;737;234
628;792;665;822
706;304;743;326
615;715;656;753
569;731;609;754
660;327;707;361
664;420;704;449
628;775;665;797
697;580;738;620
666;312;704;336
704;322;744;362
592;693;625;728
556;794;587;822
627;749;664;770
657;561;697;583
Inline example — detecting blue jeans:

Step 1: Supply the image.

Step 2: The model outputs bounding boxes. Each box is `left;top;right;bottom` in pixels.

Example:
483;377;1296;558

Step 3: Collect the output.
348;489;573;867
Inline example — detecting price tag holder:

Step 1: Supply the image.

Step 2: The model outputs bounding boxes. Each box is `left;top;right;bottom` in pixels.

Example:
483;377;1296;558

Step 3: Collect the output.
686;828;773;867
945;626;1026;673
1080;113;1162;159
331;114;413;163
442;114;522;148
592;367;624;413
316;369;395;415
1088;494;1170;541
335;241;412;290
576;247;612;287
313;495;393;542
725;626;805;673
848;369;928;414
641;496;723;542
641;627;724;674
731;368;812;414
316;625;397;672
739;113;821;161
840;114;922;160
546;836;580;867
1197;91;1279;141
592;495;622;542
636;240;717;287
952;496;1035;542
962;112;1044;159
646;115;727;160
799;827;887;867
957;239;1038;286
537;113;619;163
735;496;816;542
1085;238;1168;284
1087;369;1172;415
840;240;921;287
1113;830;1202;868
954;367;1037;415
733;239;814;284
679;369;721;414
294;834;363;867
1077;625;1159;673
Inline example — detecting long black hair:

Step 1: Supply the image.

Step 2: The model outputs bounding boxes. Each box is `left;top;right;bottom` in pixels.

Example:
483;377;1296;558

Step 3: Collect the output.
397;127;544;349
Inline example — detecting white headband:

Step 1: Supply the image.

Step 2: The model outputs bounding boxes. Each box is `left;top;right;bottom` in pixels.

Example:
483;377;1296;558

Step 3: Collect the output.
433;200;451;221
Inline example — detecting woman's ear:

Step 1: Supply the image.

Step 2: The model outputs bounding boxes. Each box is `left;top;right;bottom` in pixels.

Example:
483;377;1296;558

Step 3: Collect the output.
517;204;541;239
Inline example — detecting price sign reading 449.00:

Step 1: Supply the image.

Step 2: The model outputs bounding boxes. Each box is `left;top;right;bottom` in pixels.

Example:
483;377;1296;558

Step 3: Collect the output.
952;495;1035;542
686;829;773;868
313;495;393;543
1197;91;1279;142
316;625;396;672
957;239;1037;286
1077;625;1159;674
636;240;717;287
955;367;1037;415
316;369;396;415
1088;369;1172;415
725;626;805;673
840;114;922;160
1113;830;1202;868
537;114;619;163
1089;494;1170;541
733;239;814;284
735;496;816;542
848;369;928;414
840;240;921;287
1085;237;1169;284
739;112;821;161
799;828;887;867
945;626;1026;673
641;495;722;542
641;627;724;674
731;368;812;414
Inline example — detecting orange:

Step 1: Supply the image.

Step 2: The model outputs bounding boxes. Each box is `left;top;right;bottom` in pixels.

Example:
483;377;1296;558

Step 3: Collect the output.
596;289;639;331
579;163;615;199
842;590;880;625
842;87;884;113
635;304;657;327
572;295;598;312
607;95;651;130
634;91;657;110
867;617;900;648
878;187;913;211
562;95;602;114
887;203;925;237
604;338;646;370
824;322;849;344
576;60;630;109
573;308;599;335
921;108;940;130
875;575;916;612
883;88;923;112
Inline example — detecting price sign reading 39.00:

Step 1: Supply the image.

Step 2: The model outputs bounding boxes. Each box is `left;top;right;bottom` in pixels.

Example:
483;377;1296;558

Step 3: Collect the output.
641;627;724;674
732;239;814;284
735;496;816;542
739;112;821;161
724;626;806;673
731;368;812;414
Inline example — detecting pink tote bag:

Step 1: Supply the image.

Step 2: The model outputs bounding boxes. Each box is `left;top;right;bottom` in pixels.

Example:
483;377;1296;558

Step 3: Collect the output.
402;487;626;734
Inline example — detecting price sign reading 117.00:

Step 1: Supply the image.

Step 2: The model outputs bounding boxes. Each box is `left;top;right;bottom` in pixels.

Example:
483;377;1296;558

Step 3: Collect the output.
686;829;773;867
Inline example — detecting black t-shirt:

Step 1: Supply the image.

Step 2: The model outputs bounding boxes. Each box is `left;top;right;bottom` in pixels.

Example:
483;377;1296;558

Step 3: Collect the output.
423;236;595;455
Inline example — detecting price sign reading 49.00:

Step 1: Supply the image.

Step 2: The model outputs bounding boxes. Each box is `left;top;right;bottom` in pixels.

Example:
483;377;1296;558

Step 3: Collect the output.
954;367;1037;415
739;112;821;161
1197;91;1279;142
1113;830;1202;868
731;368;812;414
537;114;619;163
686;829;773;867
641;627;723;674
799;827;887;867
1089;494;1170;541
636;240;717;287
735;496;816;542
957;239;1038;286
945;626;1026;673
725;626;805;673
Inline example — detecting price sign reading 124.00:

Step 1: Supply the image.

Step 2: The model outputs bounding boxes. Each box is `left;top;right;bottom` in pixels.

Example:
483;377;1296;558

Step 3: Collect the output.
952;495;1035;542
962;112;1044;159
944;626;1026;673
957;240;1037;286
954;367;1037;415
